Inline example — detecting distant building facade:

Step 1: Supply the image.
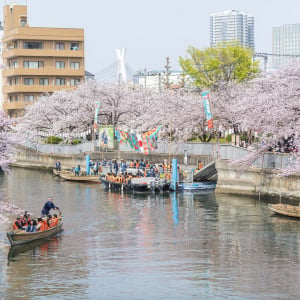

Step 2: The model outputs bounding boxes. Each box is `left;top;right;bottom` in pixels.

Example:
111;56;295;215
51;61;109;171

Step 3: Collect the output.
2;4;85;117
0;24;4;108
133;71;192;92
272;24;300;68
210;10;255;50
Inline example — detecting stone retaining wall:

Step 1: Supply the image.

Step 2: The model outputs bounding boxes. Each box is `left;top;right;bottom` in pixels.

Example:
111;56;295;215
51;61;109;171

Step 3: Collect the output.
216;159;300;201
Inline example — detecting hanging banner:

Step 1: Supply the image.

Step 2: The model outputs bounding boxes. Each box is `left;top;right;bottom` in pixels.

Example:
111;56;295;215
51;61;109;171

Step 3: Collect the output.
130;133;140;151
114;128;122;143
202;91;213;129
94;101;100;129
142;134;150;155
99;127;114;149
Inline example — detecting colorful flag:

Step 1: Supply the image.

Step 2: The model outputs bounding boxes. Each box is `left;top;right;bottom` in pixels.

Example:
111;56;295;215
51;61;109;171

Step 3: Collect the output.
114;128;121;143
130;133;140;151
202;91;213;129
94;101;100;129
142;134;149;155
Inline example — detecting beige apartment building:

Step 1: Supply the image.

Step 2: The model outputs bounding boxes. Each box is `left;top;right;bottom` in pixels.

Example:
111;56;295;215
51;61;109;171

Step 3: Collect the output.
2;4;85;117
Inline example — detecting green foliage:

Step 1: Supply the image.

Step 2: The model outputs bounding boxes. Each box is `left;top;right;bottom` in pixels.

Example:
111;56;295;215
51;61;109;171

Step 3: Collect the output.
46;136;63;144
71;139;82;145
179;42;260;90
225;134;232;143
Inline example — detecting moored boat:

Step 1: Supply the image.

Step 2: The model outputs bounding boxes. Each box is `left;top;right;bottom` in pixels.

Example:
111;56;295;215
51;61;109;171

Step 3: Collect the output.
177;181;216;192
58;171;100;183
7;218;63;246
268;203;300;218
100;175;170;192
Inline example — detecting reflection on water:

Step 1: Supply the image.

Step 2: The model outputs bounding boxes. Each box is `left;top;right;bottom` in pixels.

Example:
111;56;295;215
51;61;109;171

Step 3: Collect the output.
8;235;62;262
0;168;300;299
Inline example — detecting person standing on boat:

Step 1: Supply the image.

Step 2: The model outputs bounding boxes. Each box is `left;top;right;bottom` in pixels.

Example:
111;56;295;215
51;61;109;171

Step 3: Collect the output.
120;160;127;175
113;160;119;175
74;165;81;176
41;197;59;217
55;161;61;171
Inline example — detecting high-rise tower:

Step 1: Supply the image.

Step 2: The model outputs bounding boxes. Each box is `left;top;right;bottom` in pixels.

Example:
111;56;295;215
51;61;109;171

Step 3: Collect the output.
210;10;255;50
272;24;300;68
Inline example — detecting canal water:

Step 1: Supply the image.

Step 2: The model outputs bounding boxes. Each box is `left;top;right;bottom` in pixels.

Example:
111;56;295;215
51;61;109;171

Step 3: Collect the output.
0;168;300;300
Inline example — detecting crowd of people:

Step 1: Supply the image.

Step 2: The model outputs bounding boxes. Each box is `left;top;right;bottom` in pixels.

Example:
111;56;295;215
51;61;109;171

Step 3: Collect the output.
102;158;184;183
12;197;60;233
56;158;184;180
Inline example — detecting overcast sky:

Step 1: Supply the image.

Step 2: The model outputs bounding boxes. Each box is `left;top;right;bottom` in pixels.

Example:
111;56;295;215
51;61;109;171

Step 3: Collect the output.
4;0;300;75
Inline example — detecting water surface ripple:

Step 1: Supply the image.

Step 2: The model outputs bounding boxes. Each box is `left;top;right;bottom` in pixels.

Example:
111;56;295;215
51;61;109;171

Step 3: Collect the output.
0;168;299;299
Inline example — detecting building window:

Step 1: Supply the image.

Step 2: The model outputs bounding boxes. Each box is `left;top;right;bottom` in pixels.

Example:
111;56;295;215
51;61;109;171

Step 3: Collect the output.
24;95;34;102
70;78;80;86
23;42;43;49
9;61;18;69
39;78;49;86
24;78;34;85
70;62;80;69
55;42;65;50
70;43;79;50
56;78;65;86
9;78;18;85
8;95;19;103
24;61;44;69
56;61;65;69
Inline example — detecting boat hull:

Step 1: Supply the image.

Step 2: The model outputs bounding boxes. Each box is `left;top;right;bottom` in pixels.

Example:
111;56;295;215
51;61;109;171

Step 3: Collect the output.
177;182;216;192
268;203;300;218
59;172;100;183
7;220;63;246
100;177;170;193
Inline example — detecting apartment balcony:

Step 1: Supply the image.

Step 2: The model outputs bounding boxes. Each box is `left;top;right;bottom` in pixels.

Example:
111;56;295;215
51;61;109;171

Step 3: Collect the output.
2;48;84;59
2;101;30;110
3;84;77;94
3;67;85;77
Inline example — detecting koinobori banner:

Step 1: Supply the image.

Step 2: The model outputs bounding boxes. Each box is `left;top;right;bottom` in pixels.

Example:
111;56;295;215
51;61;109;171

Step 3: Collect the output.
202;91;213;129
94;101;100;129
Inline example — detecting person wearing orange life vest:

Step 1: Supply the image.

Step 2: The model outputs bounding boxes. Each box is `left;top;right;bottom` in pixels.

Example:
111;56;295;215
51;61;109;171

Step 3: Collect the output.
36;218;45;231
13;217;24;230
49;214;59;228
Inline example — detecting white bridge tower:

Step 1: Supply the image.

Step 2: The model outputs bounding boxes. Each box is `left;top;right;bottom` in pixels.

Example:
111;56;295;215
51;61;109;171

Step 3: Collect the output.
116;48;127;84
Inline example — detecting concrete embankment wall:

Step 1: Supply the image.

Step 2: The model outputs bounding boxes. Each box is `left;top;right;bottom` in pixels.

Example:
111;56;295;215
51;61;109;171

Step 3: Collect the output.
12;146;213;172
12;144;300;201
216;159;300;201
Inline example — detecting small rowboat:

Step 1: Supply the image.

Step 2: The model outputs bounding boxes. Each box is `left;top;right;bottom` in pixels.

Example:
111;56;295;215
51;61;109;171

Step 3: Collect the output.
7;218;63;246
268;203;300;218
58;171;100;183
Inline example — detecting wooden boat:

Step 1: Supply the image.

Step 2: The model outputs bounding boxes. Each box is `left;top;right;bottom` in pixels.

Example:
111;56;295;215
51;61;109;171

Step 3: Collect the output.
177;181;216;192
53;169;60;176
100;175;170;193
7;218;63;246
58;171;100;183
8;236;61;260
268;203;300;218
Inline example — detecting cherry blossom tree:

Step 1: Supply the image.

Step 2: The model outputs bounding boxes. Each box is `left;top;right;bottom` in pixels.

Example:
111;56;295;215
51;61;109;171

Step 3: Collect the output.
212;62;300;176
18;80;209;143
0;110;19;171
